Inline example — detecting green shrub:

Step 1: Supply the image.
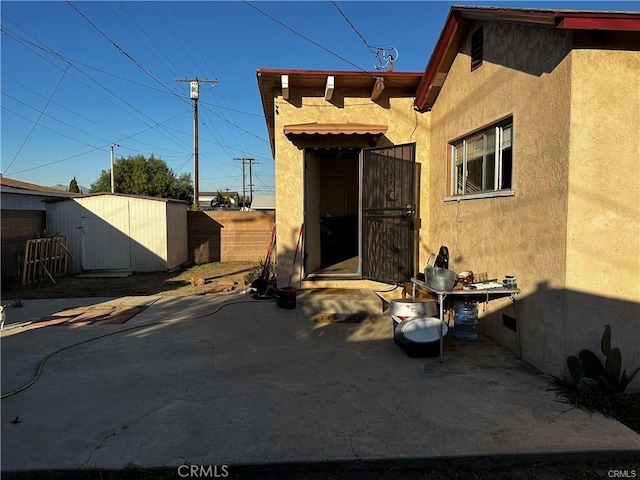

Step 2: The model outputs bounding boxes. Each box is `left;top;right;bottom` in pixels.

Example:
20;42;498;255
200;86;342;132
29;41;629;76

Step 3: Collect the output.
243;258;274;286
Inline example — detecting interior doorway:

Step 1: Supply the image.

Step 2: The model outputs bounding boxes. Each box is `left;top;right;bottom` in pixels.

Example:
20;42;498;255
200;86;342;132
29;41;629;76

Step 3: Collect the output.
304;148;360;277
303;143;417;282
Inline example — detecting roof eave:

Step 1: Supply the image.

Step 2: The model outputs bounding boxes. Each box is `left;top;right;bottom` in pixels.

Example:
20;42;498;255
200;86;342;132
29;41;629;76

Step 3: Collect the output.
413;6;640;112
414;9;461;112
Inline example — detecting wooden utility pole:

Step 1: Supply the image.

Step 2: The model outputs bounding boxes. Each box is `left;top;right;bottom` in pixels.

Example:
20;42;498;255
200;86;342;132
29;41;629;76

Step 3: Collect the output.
234;158;258;209
175;77;217;207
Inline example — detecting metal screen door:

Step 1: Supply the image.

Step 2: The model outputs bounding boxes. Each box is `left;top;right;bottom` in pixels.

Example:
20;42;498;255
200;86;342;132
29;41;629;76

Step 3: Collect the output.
361;143;416;283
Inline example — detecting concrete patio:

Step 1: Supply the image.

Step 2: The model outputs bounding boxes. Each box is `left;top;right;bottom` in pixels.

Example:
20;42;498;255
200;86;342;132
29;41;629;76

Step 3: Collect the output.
1;293;639;474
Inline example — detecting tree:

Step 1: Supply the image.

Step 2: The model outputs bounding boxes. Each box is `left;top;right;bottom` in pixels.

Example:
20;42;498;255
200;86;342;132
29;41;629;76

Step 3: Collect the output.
90;154;193;204
68;176;80;193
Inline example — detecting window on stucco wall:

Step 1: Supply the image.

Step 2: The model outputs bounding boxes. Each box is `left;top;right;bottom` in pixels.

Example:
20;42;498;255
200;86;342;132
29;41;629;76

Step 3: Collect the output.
450;118;513;198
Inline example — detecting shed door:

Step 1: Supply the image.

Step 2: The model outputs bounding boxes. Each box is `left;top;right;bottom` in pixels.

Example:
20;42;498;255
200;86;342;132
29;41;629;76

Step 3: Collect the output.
80;203;132;271
361;143;416;283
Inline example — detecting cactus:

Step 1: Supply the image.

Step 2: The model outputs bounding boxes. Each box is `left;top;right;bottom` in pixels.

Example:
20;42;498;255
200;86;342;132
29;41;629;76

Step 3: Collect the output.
566;324;638;394
601;324;611;356
578;349;604;379
567;355;583;385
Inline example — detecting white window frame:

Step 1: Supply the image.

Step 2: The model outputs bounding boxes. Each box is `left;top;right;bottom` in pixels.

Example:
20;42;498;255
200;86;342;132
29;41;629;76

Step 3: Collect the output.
447;120;513;201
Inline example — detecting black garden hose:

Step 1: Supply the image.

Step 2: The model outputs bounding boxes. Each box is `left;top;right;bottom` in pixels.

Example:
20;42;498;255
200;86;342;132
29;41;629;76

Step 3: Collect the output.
1;298;272;399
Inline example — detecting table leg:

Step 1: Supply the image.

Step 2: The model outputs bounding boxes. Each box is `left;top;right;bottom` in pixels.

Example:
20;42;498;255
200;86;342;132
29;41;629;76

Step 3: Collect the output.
514;297;521;359
439;293;445;362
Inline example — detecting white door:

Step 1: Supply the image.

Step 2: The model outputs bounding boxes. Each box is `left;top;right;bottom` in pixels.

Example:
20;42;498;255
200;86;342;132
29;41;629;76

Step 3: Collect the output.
80;200;131;271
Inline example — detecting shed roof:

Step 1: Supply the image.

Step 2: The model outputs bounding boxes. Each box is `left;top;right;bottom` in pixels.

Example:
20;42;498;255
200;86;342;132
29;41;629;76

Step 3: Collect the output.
46;192;188;204
414;6;640;111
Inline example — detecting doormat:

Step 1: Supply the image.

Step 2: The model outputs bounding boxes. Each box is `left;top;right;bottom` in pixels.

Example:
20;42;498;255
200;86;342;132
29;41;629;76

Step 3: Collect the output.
32;306;146;328
314;311;374;324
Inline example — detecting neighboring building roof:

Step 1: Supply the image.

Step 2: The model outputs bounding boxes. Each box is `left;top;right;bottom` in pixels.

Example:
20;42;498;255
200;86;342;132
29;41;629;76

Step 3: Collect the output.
250;194;275;210
257;69;424;157
414;6;640;112
0;175;81;198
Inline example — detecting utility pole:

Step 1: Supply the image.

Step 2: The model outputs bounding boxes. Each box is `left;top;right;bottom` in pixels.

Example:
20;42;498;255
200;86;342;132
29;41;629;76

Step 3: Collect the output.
110;143;119;193
176;77;217;208
234;158;258;209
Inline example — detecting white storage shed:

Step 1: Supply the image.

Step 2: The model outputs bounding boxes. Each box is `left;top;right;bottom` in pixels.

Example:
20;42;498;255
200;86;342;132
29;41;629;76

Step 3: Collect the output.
46;194;188;274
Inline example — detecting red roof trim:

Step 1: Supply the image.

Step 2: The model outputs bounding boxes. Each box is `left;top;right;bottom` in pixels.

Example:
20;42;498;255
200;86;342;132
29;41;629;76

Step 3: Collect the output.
414;10;460;111
257;68;423;78
558;16;640;31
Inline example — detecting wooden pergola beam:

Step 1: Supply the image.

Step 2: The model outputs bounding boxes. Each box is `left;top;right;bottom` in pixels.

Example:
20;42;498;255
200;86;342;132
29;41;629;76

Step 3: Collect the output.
324;75;335;101
370;76;385;101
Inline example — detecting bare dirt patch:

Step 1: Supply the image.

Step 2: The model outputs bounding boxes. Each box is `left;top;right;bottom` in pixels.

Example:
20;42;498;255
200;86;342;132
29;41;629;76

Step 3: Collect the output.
1;261;256;299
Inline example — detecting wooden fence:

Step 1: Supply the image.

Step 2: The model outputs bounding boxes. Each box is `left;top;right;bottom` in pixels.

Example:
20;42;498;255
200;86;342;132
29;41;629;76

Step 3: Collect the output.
22;236;69;286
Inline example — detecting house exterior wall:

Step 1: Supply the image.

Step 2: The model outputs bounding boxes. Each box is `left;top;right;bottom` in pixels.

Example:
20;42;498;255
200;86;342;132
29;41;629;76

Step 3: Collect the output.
273;94;430;287
565;47;640;373
428;21;574;374
1;192;49;211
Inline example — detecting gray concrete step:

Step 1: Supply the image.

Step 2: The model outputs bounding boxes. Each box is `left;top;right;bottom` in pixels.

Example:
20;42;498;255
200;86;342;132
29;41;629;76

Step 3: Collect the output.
296;288;383;320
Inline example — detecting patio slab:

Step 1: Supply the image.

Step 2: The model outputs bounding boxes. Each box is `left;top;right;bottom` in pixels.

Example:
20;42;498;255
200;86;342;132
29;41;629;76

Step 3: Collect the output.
1;293;639;472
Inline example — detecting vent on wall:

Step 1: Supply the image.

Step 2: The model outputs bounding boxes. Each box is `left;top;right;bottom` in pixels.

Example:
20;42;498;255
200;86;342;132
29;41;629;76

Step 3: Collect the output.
471;27;483;71
503;313;517;332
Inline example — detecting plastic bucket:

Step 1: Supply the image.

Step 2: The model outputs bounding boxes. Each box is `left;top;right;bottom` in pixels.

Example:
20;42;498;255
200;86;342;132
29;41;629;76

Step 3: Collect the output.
275;287;297;309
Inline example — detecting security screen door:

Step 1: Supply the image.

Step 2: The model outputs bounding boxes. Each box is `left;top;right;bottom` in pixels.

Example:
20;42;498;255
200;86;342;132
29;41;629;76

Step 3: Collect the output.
361;143;416;283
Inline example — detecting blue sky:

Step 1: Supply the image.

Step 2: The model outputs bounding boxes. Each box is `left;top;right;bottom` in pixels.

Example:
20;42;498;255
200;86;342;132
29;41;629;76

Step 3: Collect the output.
1;1;637;194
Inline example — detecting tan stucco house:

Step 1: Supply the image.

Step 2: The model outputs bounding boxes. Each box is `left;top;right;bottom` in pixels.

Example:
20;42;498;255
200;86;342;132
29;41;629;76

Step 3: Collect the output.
257;6;640;377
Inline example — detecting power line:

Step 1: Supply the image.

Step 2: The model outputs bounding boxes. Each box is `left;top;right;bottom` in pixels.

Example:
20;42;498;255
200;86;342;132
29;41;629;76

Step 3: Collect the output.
103;2;186;95
330;1;376;52
3;107;191;175
3;12;271;168
1;24;193;152
3;64;69;174
4;73;192;154
243;1;403;79
198;100;263;117
66;1;180;98
117;1;185;79
151;2;200;72
166;2;217;79
242;1;367;73
330;1;398;71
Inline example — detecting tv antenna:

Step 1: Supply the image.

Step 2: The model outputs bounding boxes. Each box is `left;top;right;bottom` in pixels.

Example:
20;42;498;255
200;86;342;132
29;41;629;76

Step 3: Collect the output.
373;46;399;72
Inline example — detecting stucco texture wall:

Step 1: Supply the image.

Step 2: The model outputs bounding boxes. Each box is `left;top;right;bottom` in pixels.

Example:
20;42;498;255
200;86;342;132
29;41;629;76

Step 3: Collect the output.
428;21;574;374
273;92;429;287
565;48;640;375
